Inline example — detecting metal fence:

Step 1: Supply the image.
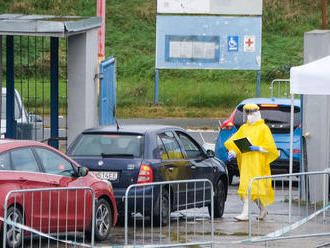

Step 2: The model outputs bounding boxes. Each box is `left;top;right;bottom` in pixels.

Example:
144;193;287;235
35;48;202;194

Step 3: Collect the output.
270;79;290;98
246;170;330;244
2;187;95;248
1;36;68;150
123;179;214;247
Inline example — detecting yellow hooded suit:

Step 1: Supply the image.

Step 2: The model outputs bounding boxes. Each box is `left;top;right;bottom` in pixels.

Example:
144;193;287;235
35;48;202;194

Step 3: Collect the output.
225;118;279;206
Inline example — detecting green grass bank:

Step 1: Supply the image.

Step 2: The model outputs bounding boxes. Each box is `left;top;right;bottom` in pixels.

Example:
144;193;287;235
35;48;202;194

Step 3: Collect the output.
0;0;328;118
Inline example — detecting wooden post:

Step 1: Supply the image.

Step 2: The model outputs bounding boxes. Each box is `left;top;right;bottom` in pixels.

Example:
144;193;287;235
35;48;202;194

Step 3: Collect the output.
322;0;327;29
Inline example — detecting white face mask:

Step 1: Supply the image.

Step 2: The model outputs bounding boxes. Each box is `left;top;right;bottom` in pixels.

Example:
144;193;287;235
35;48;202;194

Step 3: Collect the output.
247;111;261;124
247;114;255;124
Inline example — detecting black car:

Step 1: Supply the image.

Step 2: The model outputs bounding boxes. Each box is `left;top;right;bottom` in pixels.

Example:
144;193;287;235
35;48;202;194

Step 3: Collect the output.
67;125;228;223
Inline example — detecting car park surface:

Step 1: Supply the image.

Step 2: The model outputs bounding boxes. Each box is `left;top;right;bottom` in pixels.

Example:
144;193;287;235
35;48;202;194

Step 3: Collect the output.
215;97;301;184
67;124;229;222
0;139;117;247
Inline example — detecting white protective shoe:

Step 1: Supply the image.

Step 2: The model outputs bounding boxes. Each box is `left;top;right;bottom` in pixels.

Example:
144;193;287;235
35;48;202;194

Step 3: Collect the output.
255;200;267;220
234;198;249;221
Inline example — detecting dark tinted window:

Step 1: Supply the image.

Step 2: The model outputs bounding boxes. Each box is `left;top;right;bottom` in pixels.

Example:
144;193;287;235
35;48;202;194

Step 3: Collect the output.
11;148;39;172
176;131;203;159
158;131;183;160
69;133;144;157
35;148;74;177
233;105;300;134
0;152;11;170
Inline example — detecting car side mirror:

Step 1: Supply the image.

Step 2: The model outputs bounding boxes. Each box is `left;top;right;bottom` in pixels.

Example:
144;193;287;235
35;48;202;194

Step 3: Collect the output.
28;113;43;122
77;166;88;177
206;149;215;158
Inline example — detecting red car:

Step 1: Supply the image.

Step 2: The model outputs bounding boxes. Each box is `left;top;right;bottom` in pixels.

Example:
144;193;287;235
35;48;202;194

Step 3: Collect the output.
0;140;117;247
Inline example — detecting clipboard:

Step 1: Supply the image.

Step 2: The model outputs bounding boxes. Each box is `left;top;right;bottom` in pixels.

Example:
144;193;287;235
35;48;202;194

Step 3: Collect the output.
233;137;252;153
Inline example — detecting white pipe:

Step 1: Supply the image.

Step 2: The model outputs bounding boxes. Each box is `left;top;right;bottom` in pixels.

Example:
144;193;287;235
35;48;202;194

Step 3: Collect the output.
289;93;294;223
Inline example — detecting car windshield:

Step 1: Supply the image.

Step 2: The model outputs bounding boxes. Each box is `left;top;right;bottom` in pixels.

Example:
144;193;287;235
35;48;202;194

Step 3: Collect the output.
234;105;300;134
69;133;144;157
1;95;21;120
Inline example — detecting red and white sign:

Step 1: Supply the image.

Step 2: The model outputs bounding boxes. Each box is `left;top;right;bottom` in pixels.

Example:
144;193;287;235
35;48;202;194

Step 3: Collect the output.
97;0;106;58
244;35;255;52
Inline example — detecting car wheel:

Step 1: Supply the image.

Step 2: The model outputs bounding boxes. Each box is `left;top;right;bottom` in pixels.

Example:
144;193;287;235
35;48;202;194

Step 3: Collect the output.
3;206;24;248
208;179;226;218
94;199;112;241
153;189;170;226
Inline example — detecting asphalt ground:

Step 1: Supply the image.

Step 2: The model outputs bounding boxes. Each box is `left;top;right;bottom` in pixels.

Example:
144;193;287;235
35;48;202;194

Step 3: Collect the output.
25;118;330;247
95;177;330;248
14;176;330;247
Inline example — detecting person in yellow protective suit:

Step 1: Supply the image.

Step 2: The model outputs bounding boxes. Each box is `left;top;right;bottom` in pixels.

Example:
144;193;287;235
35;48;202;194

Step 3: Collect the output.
225;103;279;221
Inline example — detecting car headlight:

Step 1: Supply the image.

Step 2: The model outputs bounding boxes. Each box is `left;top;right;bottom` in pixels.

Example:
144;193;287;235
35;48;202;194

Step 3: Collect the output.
103;180;113;193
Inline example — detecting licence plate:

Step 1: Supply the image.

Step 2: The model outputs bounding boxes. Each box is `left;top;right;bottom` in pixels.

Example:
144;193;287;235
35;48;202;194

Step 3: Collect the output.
94;171;118;181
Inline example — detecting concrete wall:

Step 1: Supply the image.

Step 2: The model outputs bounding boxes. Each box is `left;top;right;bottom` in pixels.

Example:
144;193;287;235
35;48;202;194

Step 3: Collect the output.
303;30;330;203
67;29;99;145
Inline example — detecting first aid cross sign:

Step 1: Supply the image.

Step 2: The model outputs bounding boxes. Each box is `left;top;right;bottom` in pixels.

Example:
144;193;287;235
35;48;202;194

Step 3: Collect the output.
244;35;255;52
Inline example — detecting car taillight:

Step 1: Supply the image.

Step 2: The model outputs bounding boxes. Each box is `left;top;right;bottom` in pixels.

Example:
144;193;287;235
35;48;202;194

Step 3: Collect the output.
221;109;237;130
298;123;301;128
137;164;153;184
259;104;278;107
293;149;300;154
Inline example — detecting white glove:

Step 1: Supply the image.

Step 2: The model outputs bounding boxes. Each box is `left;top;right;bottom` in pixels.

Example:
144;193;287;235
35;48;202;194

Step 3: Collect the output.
227;150;236;162
228;150;236;157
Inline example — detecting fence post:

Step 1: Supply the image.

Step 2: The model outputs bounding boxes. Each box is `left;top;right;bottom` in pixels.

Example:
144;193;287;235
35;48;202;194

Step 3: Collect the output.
5;35;16;139
50;37;59;149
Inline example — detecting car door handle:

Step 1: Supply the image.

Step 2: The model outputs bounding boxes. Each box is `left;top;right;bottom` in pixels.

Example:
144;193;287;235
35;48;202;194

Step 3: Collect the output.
186;164;196;169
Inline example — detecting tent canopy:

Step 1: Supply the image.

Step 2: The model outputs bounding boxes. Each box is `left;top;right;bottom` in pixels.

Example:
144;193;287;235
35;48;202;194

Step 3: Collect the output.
290;55;330;95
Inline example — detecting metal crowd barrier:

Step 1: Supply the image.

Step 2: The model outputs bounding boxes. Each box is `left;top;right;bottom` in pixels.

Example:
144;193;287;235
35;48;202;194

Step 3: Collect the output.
3;187;95;248
124;179;214;247
247;170;330;244
270;79;290;98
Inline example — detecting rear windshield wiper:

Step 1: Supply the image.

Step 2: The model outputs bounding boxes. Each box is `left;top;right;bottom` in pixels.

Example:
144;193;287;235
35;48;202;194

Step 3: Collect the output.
101;153;134;158
264;119;285;124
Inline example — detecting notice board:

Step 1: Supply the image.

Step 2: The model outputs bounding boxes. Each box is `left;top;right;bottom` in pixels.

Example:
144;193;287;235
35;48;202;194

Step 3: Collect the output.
156;15;262;70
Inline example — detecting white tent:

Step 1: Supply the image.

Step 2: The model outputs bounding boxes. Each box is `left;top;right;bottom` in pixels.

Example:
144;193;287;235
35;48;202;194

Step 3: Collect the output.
290;55;330;95
287;55;330;222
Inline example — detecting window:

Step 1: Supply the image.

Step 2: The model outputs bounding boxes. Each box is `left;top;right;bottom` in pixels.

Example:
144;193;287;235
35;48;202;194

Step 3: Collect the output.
234;105;300;133
1;94;22;120
11;148;39;172
35;148;74;177
176;132;203;159
158;131;183;160
69;134;144;157
157;136;168;160
0;152;11;170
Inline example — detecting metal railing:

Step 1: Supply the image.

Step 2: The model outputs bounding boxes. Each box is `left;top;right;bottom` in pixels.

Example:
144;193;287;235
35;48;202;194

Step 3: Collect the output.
270;79;290;98
247;170;330;242
124;179;214;247
3;187;95;248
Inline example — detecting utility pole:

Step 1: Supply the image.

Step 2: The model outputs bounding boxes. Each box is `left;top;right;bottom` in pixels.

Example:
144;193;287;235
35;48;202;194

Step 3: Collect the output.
97;0;106;95
322;0;327;29
97;0;106;60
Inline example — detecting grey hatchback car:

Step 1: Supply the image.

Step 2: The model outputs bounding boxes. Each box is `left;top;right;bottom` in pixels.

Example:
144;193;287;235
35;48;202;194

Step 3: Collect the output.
67;125;228;223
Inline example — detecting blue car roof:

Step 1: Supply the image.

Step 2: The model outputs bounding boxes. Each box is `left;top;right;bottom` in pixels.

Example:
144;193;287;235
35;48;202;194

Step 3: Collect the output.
238;97;301;108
